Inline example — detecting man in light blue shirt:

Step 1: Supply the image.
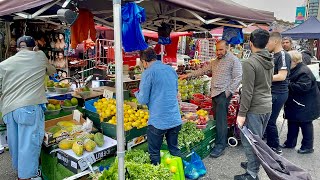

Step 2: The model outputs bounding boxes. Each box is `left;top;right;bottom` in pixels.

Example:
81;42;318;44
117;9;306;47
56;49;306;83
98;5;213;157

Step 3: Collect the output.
135;47;182;165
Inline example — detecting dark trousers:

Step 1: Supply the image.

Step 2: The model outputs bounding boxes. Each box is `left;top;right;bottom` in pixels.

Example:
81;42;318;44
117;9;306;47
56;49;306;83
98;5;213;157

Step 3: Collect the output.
212;92;232;150
284;121;314;150
266;92;288;148
241;113;271;177
147;125;182;165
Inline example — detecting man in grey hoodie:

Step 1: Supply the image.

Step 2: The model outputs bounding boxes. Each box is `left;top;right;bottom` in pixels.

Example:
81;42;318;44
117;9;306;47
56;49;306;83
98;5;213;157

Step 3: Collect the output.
235;29;274;180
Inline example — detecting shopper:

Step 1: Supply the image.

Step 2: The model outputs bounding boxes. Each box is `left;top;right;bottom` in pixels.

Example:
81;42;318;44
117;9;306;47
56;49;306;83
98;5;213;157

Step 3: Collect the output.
266;32;291;155
0;36;56;180
180;40;242;158
235;29;274;180
282;50;320;154
135;47;182;165
282;36;312;65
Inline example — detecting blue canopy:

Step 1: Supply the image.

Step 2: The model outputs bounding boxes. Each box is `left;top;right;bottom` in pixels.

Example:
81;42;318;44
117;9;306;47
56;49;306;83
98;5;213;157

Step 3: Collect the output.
282;16;320;39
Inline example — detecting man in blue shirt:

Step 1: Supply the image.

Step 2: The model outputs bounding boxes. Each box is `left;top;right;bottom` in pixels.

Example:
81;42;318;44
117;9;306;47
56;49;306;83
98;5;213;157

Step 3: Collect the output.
135;47;182;165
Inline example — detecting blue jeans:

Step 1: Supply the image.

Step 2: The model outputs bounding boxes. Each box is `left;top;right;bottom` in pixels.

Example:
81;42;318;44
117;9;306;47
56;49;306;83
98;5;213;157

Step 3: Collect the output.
241;113;271;178
266;92;288;148
3;105;45;179
147;125;181;165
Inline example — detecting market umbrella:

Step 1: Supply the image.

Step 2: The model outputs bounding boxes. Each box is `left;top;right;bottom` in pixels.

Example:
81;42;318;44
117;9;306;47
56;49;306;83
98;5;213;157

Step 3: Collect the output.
240;126;312;180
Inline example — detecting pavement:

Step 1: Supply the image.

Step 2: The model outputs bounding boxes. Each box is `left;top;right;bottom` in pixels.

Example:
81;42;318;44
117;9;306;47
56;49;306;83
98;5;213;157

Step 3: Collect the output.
0;116;319;180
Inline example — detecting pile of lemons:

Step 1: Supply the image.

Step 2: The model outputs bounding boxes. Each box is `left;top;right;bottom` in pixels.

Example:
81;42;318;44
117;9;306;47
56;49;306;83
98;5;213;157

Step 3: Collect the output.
93;98;149;131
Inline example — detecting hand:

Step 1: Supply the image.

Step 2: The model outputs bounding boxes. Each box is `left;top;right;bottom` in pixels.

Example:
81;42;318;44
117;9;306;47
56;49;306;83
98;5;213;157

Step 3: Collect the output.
179;74;188;80
237;116;246;128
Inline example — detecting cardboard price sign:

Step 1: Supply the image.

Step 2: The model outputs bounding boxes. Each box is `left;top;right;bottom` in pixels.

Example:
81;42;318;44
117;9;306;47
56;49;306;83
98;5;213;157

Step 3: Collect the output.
78;154;97;171
103;89;114;99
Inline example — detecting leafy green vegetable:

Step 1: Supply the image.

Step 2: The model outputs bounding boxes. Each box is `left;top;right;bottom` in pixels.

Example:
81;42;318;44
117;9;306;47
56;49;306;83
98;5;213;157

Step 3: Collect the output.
126;162;172;180
125;149;150;164
97;150;171;180
178;122;205;151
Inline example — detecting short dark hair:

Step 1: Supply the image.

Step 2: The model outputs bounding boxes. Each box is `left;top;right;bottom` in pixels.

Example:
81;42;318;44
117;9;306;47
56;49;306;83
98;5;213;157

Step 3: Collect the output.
282;36;293;43
250;29;270;49
269;32;282;40
140;47;157;62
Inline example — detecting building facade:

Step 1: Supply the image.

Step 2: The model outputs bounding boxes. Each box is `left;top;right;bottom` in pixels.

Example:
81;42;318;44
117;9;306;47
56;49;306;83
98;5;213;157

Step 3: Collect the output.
306;0;320;18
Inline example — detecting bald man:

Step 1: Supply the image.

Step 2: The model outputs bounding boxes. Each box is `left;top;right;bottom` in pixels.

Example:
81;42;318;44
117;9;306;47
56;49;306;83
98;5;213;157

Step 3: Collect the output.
180;40;242;158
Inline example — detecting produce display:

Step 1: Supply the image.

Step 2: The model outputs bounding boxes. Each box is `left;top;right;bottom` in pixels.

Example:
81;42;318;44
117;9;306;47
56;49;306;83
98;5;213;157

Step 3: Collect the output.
54;82;71;88
93;98;149;131
177;122;205;151
93;150;172;180
58;132;105;157
47;99;61;111
48;121;82;138
178;78;208;101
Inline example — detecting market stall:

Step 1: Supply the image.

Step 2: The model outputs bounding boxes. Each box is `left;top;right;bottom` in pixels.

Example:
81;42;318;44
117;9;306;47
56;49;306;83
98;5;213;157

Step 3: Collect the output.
0;0;275;179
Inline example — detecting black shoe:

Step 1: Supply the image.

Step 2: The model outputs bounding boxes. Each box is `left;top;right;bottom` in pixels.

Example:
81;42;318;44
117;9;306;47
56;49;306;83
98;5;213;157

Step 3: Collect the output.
234;172;259;180
271;147;283;155
297;149;314;154
210;148;225;158
240;162;247;170
280;144;295;149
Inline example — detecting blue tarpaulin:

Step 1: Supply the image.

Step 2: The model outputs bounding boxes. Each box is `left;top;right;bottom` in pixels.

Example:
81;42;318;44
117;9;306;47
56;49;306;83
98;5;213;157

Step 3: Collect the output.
282;16;320;39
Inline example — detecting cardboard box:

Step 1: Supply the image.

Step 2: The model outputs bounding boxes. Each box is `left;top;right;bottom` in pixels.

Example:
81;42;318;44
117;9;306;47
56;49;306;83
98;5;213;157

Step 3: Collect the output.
43;112;86;147
126;134;147;150
57;136;117;173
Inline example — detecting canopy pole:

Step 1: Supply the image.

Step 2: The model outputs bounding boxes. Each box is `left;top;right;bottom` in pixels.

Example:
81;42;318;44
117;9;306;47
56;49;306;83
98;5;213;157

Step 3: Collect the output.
113;0;125;180
161;45;164;62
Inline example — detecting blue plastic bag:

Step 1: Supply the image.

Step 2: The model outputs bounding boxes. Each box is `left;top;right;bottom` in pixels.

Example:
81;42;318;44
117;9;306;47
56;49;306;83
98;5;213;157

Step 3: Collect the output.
183;151;206;179
190;151;206;177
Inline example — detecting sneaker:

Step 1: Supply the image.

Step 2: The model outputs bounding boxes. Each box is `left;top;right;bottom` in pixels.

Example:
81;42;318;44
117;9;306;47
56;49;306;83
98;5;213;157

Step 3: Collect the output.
280;144;295;149
297;148;314;154
271;147;283;155
234;172;259;180
240;162;247;170
210;148;225;158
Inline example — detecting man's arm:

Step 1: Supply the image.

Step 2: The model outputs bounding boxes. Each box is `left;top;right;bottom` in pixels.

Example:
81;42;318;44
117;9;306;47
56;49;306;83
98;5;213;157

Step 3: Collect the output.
273;51;289;82
134;71;152;105
273;70;287;82
180;61;212;79
227;58;242;96
46;63;56;76
238;61;255;118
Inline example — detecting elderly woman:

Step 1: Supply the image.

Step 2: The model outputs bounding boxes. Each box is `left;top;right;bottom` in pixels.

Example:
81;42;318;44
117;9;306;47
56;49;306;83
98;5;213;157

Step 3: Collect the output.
282;50;320;154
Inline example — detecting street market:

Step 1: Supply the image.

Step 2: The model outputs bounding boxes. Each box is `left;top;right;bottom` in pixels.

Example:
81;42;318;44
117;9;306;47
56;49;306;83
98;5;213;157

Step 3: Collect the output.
0;0;319;180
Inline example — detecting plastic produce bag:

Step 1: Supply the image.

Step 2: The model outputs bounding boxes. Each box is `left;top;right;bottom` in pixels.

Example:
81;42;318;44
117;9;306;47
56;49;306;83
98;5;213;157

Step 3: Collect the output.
183;151;207;179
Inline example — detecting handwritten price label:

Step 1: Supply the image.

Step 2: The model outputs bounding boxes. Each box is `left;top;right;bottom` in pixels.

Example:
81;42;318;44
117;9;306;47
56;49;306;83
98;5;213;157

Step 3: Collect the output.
103;89;114;99
78;153;97;171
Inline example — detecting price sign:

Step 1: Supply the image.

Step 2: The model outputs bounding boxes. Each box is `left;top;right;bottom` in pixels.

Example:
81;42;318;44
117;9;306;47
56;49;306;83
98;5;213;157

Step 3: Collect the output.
78;153;97;171
103;89;114;99
73;110;82;123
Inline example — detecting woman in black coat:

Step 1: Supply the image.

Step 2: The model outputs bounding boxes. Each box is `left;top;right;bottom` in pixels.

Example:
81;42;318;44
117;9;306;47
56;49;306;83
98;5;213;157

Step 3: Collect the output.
282;51;320;154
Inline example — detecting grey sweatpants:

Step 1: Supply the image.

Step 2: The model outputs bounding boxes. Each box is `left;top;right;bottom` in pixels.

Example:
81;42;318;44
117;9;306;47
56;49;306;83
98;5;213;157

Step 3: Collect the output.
241;113;271;178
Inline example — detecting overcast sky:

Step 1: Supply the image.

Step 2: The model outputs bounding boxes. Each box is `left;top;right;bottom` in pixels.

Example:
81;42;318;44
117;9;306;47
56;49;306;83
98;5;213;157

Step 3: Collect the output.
232;0;305;22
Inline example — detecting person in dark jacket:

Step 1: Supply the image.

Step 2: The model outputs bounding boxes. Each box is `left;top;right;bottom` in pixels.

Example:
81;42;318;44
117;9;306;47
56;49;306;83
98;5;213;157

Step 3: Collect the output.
282;50;320;154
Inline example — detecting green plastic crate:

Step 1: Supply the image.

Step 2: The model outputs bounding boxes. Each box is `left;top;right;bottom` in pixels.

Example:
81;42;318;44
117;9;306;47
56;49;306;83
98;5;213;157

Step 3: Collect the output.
85;109;102;129
101;122;147;142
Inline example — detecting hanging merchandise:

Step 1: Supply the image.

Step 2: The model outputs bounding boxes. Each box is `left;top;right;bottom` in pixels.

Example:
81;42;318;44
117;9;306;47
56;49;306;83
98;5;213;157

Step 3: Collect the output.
222;21;244;45
122;2;148;52
64;29;74;56
158;23;172;45
71;9;96;49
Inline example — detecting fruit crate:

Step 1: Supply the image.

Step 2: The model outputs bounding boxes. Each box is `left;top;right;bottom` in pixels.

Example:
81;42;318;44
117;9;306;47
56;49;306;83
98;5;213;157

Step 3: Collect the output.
100;122;147;142
181;135;215;161
161;120;216;153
